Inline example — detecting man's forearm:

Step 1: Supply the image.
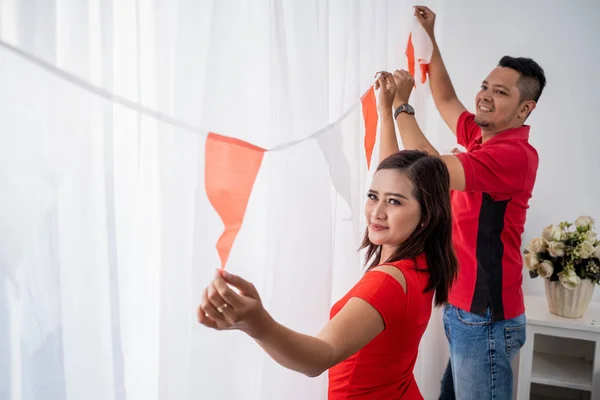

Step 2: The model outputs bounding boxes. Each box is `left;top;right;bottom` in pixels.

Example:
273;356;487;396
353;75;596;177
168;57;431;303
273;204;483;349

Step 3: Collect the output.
428;37;459;106
252;313;335;378
394;112;439;156
379;109;400;161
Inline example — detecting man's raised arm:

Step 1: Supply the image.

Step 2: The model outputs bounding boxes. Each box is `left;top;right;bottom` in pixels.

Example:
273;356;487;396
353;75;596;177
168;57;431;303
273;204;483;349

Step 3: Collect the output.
414;6;467;135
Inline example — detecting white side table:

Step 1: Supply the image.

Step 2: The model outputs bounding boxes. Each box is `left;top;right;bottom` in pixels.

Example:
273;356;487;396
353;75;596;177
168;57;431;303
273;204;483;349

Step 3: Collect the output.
517;295;600;399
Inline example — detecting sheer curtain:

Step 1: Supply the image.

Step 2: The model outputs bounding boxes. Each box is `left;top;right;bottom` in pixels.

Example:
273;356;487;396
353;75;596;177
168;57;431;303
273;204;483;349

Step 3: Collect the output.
0;1;450;399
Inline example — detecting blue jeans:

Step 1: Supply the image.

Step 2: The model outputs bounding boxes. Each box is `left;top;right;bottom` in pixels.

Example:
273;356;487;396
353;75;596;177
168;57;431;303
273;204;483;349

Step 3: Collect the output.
439;304;526;400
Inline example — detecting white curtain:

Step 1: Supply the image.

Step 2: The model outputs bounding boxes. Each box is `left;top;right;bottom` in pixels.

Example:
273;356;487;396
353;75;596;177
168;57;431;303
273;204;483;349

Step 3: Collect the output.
0;1;451;399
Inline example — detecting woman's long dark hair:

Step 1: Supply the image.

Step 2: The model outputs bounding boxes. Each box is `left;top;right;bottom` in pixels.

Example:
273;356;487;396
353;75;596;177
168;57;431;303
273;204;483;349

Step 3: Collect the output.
359;150;458;306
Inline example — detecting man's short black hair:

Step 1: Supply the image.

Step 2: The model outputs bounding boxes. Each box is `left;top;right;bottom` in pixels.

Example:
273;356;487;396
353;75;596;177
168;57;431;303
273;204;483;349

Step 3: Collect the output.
498;56;546;103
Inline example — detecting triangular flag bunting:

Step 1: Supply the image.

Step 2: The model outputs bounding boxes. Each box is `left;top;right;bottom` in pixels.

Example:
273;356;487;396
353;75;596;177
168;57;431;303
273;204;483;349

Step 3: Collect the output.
406;22;433;84
361;86;378;169
316;125;353;214
205;133;265;269
406;33;416;81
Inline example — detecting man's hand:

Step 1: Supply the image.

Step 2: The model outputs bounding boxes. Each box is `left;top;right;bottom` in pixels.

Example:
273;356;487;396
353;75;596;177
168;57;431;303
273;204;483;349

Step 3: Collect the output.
374;72;397;113
392;69;414;108
414;6;436;38
412;5;466;136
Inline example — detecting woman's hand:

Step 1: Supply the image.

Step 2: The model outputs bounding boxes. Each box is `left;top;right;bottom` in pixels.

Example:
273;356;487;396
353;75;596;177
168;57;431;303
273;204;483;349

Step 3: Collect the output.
374;71;397;113
198;269;271;339
392;69;415;108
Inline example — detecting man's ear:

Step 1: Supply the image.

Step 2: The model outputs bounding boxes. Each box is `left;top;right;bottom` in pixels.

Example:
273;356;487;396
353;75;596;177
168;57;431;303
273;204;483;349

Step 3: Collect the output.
519;100;536;119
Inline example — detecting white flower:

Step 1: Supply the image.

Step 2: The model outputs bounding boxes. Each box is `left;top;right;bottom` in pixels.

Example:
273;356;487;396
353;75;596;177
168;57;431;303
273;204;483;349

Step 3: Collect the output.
547;241;565;257
586;231;598;242
551;225;565;241
524;252;540;271
542;224;554;241
579;241;596;259
594;246;600;259
575;215;595;228
527;237;547;254
559;269;581;289
537;260;554;278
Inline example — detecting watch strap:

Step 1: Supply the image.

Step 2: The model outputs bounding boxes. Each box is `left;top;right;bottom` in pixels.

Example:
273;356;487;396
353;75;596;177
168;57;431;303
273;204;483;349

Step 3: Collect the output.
394;104;415;119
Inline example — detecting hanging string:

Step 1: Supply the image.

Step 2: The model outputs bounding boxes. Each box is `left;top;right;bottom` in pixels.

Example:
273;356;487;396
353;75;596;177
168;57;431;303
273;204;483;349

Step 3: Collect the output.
0;39;375;152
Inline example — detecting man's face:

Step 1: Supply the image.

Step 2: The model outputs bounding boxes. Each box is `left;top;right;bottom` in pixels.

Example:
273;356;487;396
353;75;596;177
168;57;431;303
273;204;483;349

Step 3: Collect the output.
474;67;524;131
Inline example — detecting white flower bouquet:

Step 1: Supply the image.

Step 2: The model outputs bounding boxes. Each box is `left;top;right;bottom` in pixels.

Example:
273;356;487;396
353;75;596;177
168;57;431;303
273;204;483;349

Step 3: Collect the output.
524;215;600;289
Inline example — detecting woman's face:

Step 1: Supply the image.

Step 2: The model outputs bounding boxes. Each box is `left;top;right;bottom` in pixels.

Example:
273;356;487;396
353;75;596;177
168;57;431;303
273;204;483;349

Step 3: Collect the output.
365;169;422;247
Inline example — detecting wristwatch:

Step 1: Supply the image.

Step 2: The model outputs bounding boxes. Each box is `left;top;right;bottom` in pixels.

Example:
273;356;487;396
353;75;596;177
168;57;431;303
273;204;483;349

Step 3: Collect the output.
394;104;415;119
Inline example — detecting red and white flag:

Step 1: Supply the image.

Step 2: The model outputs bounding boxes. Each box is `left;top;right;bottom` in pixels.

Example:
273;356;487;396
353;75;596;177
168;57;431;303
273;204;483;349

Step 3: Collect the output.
405;21;434;85
205;133;265;270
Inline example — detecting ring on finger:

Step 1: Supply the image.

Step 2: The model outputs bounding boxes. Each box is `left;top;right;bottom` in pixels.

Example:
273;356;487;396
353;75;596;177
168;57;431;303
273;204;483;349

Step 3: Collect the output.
217;303;229;313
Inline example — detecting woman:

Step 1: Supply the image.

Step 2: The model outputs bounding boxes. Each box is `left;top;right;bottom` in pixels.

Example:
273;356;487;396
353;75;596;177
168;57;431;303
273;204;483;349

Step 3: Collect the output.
198;150;458;399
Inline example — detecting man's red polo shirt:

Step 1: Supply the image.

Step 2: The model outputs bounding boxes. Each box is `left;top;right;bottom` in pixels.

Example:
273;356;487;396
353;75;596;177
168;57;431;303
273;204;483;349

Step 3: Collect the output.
449;111;539;321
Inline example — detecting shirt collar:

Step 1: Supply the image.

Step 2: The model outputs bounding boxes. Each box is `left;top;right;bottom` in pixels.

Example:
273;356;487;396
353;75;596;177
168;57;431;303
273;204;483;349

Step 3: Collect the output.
475;124;531;146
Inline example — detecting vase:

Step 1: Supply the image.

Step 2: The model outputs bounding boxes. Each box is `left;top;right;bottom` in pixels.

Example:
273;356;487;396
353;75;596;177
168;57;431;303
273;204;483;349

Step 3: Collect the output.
544;278;596;318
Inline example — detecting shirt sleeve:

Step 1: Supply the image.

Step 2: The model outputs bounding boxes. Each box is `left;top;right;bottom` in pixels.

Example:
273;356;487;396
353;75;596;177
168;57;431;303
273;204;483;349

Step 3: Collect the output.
455;141;530;195
348;271;407;329
456;111;480;148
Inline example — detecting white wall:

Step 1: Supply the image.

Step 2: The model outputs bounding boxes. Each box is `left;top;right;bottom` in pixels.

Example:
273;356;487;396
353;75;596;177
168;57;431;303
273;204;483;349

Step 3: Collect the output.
437;0;600;301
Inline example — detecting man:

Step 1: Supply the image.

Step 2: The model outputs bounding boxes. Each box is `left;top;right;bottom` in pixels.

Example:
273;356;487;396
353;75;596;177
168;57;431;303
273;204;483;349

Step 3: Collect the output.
374;5;546;399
